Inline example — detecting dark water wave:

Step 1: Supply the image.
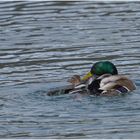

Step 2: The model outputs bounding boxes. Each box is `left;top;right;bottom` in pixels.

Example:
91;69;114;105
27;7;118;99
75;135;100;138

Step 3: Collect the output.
0;1;140;138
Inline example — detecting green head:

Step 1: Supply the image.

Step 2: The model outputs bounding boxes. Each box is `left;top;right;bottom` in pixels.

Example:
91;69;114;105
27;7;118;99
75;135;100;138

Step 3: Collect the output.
82;61;118;81
90;61;118;76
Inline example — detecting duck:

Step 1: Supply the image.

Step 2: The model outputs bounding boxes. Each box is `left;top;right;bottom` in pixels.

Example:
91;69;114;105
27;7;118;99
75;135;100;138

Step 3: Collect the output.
69;61;136;96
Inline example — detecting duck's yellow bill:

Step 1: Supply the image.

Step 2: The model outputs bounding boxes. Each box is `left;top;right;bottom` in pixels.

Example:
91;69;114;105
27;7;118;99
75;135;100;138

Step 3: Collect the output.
81;72;93;81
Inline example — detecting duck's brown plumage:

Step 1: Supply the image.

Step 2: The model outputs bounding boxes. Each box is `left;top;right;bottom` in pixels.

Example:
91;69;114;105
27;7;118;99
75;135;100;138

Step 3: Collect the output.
99;74;136;92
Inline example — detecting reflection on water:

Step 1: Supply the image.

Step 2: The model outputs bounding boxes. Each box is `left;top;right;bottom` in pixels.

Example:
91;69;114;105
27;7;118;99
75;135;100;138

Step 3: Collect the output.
0;1;140;138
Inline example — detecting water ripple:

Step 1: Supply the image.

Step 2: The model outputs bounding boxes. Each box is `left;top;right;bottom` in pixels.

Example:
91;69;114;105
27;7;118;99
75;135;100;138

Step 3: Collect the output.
0;1;140;139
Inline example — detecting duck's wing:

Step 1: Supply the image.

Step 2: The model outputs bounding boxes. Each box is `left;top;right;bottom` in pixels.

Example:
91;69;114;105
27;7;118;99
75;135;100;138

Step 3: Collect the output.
68;84;88;94
47;83;74;96
100;75;125;87
100;75;136;93
115;78;136;91
99;82;118;91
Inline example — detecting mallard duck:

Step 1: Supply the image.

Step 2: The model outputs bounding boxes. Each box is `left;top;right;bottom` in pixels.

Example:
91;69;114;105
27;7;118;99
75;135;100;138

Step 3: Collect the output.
69;61;136;96
83;61;136;96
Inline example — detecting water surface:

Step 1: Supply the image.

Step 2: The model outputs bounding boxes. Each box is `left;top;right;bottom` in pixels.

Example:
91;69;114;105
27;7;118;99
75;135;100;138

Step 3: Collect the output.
0;1;140;138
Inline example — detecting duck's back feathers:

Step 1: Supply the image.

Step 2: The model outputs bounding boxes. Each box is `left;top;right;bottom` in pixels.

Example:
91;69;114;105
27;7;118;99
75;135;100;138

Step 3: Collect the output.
99;75;136;91
88;74;136;95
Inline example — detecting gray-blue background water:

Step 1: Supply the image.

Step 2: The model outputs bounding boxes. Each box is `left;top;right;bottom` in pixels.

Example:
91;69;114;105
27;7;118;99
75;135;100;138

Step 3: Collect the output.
0;1;140;138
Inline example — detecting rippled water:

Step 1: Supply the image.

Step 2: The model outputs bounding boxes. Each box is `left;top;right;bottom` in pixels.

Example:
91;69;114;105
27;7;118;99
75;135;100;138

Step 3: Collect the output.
0;1;140;138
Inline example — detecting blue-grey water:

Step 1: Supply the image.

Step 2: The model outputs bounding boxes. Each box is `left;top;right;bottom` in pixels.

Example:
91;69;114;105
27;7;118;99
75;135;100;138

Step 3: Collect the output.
0;1;140;138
